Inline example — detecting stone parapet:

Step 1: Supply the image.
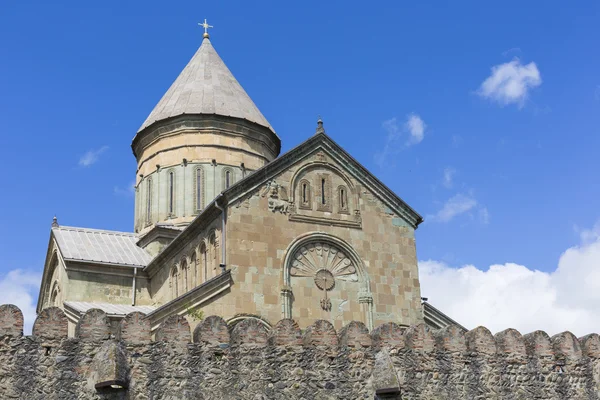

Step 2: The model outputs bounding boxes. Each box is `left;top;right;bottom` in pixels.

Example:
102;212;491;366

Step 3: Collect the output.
1;304;600;399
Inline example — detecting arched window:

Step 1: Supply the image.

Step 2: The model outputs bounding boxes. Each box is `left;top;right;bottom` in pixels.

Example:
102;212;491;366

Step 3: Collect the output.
200;243;208;282
146;177;153;224
223;168;234;190
170;266;178;299
298;179;312;210
168;170;175;216
338;185;349;213
209;233;217;275
316;174;332;212
191;252;198;288
180;259;188;292
194;167;204;213
50;281;60;307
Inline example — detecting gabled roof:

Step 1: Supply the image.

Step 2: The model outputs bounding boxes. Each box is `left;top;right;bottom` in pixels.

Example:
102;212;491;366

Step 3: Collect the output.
64;301;155;318
145;130;423;274
53;226;152;268
138;37;274;134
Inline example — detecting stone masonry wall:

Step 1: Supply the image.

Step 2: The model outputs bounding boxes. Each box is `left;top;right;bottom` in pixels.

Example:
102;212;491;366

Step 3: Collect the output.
1;304;600;399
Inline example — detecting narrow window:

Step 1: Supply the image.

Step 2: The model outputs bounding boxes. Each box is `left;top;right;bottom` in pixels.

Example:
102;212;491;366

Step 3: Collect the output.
340;189;345;209
146;178;152;223
225;170;231;189
321;179;326;204
201;244;208;282
168;171;175;215
191;253;197;288
196;168;202;212
302;183;307;203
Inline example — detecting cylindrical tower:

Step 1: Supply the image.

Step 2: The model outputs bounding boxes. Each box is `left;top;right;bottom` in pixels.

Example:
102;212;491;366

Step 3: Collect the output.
132;35;280;233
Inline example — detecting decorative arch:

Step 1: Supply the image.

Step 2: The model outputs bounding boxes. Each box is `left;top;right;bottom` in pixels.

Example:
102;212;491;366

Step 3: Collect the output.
289;161;358;211
281;232;373;328
222;167;235;190
337;185;349;214
190;251;198;288
180;258;188;293
50;280;60;307
227;314;272;332
199;241;208;283
43;251;60;307
170;265;179;299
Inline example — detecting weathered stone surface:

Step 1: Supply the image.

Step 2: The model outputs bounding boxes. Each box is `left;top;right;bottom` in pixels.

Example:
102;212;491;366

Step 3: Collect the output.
0;304;23;337
117;311;151;345
339;320;371;348
75;308;110;342
32;306;67;342
230;317;269;347
303;319;338;347
193;315;229;347
154;314;190;344
2;305;600;399
371;322;405;349
269;318;302;346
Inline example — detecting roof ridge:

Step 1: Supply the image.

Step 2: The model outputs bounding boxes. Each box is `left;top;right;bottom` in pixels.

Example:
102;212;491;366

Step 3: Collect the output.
53;225;137;236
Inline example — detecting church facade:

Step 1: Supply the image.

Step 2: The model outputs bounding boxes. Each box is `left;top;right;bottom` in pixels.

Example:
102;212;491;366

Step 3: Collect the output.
36;30;462;336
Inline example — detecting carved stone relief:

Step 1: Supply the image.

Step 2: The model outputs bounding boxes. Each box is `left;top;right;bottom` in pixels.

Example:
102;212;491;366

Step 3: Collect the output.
261;180;289;214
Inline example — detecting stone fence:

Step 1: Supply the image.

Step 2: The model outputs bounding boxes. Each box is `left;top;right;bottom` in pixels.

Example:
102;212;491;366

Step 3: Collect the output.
0;304;599;399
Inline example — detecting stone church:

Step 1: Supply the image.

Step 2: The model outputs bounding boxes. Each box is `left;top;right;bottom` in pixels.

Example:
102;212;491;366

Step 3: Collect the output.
36;27;463;336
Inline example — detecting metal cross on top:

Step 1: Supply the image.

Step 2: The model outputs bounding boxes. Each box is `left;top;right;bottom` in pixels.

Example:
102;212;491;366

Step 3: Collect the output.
199;18;213;38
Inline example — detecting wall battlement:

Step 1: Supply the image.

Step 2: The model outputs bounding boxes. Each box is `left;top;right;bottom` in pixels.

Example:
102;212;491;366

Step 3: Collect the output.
0;304;599;399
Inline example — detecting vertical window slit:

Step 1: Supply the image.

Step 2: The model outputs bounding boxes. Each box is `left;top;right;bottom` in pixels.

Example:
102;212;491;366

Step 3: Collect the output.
321;179;326;205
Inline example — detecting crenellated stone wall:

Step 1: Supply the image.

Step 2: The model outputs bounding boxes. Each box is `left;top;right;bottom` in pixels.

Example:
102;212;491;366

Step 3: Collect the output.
1;304;599;399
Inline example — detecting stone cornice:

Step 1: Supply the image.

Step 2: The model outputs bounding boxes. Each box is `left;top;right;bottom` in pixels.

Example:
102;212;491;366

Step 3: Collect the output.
136;225;182;249
146;270;233;331
132;114;281;161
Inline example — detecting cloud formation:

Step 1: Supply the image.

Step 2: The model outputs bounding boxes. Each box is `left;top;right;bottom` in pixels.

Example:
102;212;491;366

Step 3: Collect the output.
419;222;600;336
442;167;456;189
0;269;41;335
114;180;136;197
375;114;426;166
478;59;541;107
427;193;478;223
79;146;109;167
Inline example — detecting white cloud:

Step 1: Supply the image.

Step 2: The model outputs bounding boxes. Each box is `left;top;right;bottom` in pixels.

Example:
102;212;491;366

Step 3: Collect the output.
478;207;490;224
405;113;426;145
0;269;41;335
428;193;477;223
375;114;426;166
477;59;541;107
442;167;456;189
420;222;600;336
114;180;136;197
79;146;109;167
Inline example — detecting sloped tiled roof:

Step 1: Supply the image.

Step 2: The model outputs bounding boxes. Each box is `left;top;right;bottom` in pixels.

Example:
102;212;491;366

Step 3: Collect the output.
64;301;155;316
53;226;152;268
138;38;274;133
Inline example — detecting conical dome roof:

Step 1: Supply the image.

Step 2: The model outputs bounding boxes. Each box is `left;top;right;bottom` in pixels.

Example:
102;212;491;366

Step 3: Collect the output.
138;38;274;133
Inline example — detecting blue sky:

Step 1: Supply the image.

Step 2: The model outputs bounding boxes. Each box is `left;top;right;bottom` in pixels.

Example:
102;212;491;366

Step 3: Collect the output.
1;1;599;334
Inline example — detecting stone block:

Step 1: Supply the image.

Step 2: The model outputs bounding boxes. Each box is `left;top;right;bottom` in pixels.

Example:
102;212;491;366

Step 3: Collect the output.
523;330;553;358
269;318;302;346
32;307;67;342
579;333;600;359
405;323;434;353
75;309;110;342
117;312;151;345
230;318;269;347
0;304;23;337
303;319;338;347
551;331;582;363
155;315;191;345
465;326;496;355
494;328;526;358
339;321;371;349
193;315;229;347
371;322;405;350
434;325;466;353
